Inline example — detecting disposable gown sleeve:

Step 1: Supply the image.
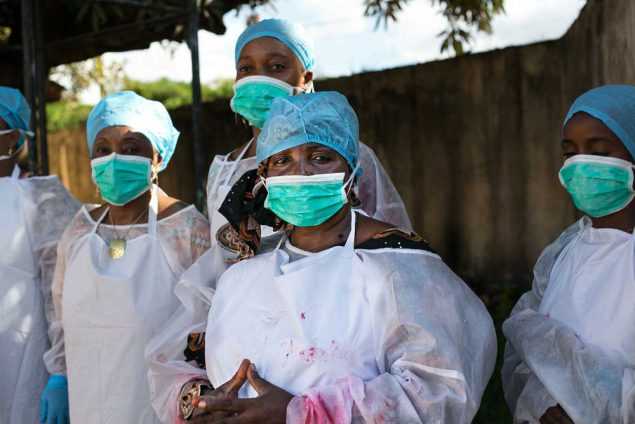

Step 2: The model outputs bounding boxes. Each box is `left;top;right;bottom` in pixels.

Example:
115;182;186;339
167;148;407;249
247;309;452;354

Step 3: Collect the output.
286;252;497;423
163;206;212;275
42;210;88;375
501;219;635;423
23;177;80;376
146;244;228;424
357;143;412;231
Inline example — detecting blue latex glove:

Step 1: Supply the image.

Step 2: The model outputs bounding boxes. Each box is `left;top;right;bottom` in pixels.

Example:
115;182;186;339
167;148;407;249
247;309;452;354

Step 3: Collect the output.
39;375;69;424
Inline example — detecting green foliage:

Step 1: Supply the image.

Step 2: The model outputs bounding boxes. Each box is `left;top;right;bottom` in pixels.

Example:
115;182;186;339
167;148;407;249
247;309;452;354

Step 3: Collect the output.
472;284;525;423
122;78;233;109
46;102;93;132
50;57;125;101
46;78;234;133
364;0;506;55
0;27;11;44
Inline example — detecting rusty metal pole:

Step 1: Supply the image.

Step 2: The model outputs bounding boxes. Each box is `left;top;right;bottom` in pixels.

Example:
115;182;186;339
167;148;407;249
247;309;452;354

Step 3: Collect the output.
21;0;38;174
187;0;205;210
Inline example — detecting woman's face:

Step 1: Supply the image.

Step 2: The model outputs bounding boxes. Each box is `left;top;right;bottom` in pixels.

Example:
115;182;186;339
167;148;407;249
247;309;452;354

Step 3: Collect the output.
562;112;633;162
92;125;161;166
266;143;350;180
236;37;313;89
0;117;20;155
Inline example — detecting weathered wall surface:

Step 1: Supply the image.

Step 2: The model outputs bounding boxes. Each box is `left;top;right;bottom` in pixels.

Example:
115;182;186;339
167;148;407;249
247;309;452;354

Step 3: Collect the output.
48;0;635;286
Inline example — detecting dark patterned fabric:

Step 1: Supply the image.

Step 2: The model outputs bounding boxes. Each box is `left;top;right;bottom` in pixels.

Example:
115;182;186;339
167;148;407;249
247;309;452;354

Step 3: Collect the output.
217;169;282;257
184;332;206;369
357;228;436;253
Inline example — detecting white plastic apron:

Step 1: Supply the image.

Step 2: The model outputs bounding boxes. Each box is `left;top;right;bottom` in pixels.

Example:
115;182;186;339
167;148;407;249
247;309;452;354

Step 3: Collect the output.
62;187;179;423
539;225;635;365
208;140;253;242
206;212;380;397
0;164;48;424
207;139;274;246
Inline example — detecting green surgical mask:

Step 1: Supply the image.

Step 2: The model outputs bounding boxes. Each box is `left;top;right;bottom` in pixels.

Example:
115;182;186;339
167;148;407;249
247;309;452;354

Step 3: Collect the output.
264;172;355;227
230;76;295;128
91;153;153;206
559;154;635;218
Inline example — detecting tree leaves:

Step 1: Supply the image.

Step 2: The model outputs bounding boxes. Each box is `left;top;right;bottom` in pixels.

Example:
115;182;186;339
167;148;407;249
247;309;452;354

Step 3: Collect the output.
50;57;125;100
365;0;506;55
364;0;411;29
0;27;11;44
64;0;502;57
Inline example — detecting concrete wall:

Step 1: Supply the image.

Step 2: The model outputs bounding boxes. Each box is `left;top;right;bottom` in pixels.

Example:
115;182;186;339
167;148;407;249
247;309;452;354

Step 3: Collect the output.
47;0;635;287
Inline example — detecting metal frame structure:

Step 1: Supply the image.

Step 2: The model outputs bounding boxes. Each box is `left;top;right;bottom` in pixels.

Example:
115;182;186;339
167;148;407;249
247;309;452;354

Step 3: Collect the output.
18;0;206;208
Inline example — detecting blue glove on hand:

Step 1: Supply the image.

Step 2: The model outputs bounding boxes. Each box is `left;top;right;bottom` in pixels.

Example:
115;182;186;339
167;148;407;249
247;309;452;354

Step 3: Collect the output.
39;375;70;424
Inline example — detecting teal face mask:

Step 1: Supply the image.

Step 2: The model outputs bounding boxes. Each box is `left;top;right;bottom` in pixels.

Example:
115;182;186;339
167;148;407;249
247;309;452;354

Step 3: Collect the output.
91;153;153;206
559;155;635;218
264;172;354;227
230;76;295;128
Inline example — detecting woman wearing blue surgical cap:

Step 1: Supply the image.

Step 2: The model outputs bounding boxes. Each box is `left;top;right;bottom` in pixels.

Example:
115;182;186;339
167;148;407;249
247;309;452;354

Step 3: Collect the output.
502;85;635;423
151;92;496;423
206;19;412;255
40;91;210;424
0;86;79;424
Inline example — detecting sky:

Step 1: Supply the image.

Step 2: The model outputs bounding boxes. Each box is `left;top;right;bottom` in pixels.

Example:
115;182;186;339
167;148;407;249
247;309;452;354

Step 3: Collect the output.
88;0;586;101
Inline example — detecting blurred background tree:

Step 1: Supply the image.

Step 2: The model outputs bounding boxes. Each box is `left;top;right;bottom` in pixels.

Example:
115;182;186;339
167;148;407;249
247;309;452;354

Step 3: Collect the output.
62;0;504;57
364;0;506;55
50;57;125;101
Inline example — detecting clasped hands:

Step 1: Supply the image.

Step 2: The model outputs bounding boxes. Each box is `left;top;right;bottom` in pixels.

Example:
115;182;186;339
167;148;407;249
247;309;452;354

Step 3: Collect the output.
189;359;293;424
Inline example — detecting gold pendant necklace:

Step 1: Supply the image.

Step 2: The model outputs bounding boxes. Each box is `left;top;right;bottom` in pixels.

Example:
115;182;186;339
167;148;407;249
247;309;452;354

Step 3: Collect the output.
109;239;127;259
105;207;149;260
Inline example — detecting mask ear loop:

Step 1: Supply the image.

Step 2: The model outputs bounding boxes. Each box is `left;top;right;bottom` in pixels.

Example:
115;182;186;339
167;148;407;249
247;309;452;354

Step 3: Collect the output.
253;176;267;196
344;164;360;208
345;163;359;195
151;162;160;189
0;129;30;161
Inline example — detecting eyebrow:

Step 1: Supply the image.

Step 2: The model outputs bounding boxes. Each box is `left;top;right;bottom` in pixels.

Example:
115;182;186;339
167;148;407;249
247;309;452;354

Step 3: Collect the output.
238;52;292;63
94;133;144;145
307;146;333;153
121;134;145;141
266;53;291;60
586;136;614;143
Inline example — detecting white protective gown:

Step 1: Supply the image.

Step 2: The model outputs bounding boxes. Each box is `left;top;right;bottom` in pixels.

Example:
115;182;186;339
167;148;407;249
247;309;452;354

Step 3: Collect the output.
44;186;210;423
0;165;79;424
502;217;635;423
146;233;284;423
206;141;412;244
203;212;496;423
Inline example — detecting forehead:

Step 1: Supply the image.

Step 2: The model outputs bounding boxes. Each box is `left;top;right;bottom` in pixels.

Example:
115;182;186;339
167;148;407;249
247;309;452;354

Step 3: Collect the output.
239;37;299;62
563;112;620;141
94;125;151;146
269;143;348;164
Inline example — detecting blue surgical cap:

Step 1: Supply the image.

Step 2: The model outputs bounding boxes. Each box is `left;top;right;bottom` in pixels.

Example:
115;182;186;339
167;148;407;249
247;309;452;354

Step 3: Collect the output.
235;19;315;71
87;91;179;171
564;85;635;159
257;92;359;173
0;87;31;148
